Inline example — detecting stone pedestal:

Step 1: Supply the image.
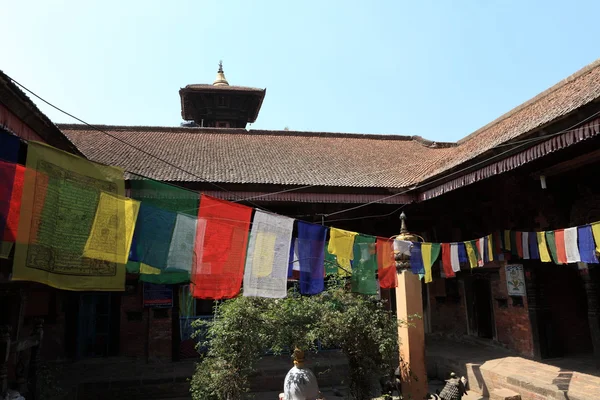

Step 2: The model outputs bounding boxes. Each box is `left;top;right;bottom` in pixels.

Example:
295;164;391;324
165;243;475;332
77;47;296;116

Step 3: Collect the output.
395;269;427;400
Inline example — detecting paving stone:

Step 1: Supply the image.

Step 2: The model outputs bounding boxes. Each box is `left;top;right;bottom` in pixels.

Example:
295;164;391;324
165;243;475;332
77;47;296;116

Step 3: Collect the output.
490;388;521;400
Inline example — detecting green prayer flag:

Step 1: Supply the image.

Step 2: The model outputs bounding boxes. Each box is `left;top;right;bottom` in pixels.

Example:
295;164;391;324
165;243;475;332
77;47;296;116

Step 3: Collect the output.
140;269;190;284
470;240;481;261
129;178;199;217
510;231;519;256
129;178;200;283
545;231;561;264
126;260;141;273
351;234;378;295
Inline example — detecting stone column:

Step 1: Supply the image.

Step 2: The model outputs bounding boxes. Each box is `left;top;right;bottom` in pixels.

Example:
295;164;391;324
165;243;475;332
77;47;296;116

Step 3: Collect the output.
395;269;427;399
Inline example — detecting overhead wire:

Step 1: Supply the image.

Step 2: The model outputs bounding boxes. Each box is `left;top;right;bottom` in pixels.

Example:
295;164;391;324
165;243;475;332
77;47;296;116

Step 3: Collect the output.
7;75;272;212
8;73;600;221
208;114;600;206
322;110;600;218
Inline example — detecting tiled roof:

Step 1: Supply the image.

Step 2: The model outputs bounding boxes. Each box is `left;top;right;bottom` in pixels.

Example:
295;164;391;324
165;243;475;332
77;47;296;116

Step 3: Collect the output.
423;58;600;181
58;125;455;189
0;70;83;155
59;58;600;193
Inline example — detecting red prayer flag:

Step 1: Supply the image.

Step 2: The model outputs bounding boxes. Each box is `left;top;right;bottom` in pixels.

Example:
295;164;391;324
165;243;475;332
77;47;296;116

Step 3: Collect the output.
555;229;568;264
516;231;523;258
191;195;252;300
0;161;17;237
376;237;397;289
21;169;49;244
4;164;24;241
441;243;455;278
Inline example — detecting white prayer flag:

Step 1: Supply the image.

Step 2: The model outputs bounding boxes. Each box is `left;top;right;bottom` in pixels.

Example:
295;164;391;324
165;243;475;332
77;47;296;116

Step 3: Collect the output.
166;214;202;272
522;232;530;259
243;210;294;298
393;240;412;256
564;227;581;263
450;243;461;272
477;238;485;267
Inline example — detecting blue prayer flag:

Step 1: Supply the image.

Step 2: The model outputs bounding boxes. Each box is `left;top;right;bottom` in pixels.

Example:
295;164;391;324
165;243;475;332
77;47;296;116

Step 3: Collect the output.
0;132;20;163
296;221;327;295
578;225;598;264
458;243;468;263
529;232;540;260
410;242;424;275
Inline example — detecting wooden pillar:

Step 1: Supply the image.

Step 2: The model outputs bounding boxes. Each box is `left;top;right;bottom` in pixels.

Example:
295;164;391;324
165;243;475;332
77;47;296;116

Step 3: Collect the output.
525;266;543;359
28;318;44;400
0;326;10;397
579;264;600;366
395;269;427;400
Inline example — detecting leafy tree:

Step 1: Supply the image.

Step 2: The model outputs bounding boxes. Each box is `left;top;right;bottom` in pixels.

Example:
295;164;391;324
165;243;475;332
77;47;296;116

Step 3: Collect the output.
190;277;403;400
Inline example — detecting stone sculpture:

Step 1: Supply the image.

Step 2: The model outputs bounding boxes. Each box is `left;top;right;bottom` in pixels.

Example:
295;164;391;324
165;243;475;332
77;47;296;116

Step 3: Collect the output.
280;348;322;400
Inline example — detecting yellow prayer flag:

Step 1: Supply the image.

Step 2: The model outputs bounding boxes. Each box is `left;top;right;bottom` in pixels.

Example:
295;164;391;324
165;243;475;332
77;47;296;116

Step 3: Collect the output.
537;231;551;262
140;263;161;275
592;223;600;254
327;228;358;276
13;141;127;291
487;234;494;262
504;230;511;251
422;243;433;283
252;232;277;277
464;241;478;269
83;192;140;264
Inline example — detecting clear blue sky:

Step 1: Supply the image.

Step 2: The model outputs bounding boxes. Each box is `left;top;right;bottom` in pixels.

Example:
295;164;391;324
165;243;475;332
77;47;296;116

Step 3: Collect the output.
3;0;599;142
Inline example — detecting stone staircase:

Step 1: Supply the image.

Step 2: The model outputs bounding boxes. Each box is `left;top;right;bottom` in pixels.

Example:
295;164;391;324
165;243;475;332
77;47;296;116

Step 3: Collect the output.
427;337;600;400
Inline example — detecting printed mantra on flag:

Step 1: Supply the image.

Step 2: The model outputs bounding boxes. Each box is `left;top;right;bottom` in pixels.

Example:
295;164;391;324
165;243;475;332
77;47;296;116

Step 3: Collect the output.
27;159;121;276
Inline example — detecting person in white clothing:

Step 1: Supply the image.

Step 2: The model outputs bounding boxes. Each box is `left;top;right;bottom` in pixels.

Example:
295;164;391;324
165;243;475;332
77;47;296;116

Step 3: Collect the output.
280;348;323;400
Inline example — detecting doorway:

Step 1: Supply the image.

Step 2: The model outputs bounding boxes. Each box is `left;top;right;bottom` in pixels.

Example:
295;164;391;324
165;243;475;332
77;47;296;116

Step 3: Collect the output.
465;274;496;339
533;264;593;358
70;292;121;359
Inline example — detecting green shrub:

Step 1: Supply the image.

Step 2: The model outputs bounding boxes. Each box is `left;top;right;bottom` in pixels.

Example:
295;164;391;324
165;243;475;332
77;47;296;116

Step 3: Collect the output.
190;277;403;400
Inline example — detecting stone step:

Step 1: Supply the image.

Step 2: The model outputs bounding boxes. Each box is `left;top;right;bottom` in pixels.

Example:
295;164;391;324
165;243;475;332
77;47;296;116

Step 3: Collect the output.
489;388;521;400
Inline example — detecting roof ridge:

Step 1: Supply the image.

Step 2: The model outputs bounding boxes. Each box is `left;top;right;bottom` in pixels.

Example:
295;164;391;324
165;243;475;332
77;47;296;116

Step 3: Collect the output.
457;57;600;145
57;123;455;146
249;129;418;141
56;123;248;134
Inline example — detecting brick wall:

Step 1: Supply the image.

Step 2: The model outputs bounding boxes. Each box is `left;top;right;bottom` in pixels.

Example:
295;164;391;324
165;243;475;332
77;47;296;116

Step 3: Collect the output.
148;308;173;360
428;274;468;336
24;288;67;360
119;279;173;360
491;265;533;357
120;281;147;358
427;264;535;357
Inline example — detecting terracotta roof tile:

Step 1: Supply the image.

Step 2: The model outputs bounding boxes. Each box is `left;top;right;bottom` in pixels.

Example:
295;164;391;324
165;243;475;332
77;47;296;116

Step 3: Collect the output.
59;59;600;192
423;58;600;181
58;125;455;189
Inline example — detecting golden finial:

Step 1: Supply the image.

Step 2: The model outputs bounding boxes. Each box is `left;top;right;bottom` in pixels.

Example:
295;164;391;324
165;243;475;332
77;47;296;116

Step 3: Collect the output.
293;347;305;368
213;60;229;86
